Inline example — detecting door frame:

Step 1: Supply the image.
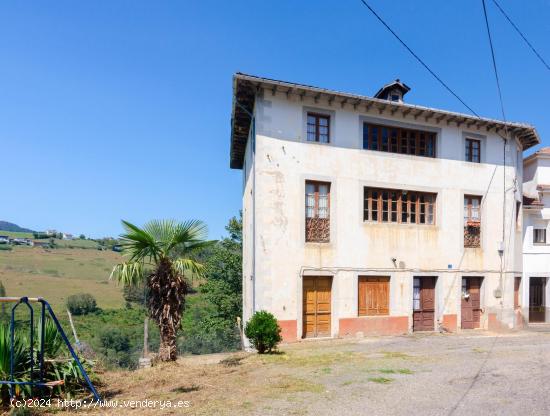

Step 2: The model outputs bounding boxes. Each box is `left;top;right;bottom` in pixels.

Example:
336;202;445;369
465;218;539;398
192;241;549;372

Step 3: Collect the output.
301;275;333;339
412;275;438;332
529;276;547;323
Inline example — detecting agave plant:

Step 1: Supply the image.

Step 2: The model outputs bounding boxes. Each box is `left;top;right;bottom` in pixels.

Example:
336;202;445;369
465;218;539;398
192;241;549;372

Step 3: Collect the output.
0;317;96;406
110;220;213;361
0;324;29;405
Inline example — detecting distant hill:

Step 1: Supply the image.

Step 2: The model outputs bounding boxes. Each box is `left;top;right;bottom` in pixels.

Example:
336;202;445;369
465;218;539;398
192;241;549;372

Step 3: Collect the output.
0;221;35;233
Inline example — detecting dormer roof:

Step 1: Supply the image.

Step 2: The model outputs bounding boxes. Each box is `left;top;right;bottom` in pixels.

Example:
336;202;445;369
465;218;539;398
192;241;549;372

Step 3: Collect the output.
373;79;411;102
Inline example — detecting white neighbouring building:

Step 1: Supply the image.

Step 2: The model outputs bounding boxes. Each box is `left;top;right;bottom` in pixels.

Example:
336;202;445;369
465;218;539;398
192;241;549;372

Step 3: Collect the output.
229;73;540;342
522;148;550;325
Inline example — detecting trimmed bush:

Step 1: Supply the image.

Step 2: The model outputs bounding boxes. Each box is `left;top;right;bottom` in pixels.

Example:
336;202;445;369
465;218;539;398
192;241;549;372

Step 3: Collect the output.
66;293;97;315
244;310;282;354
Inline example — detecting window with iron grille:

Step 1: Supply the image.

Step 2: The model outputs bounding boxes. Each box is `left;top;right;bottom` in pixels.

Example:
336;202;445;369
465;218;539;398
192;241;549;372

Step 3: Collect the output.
534;228;546;244
358;277;389;316
464;195;481;247
307;113;330;143
465;138;481;163
363;187;436;225
305;181;330;242
362;123;436;157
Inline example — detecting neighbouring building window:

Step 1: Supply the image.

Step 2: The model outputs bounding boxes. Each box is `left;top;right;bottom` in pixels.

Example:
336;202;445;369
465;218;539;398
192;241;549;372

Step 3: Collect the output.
465;138;481;163
362;123;436;157
358;277;389;316
305;181;330;242
534;228;547;244
307;113;330;143
364;187;436;225
464;195;481;248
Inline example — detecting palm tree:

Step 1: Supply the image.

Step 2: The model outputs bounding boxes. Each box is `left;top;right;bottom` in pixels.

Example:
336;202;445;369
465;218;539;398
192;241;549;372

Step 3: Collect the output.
110;220;212;361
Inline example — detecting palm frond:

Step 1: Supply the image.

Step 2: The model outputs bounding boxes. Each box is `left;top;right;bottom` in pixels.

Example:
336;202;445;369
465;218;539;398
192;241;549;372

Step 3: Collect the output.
110;261;145;286
120;220;161;262
173;258;205;279
168;220;210;252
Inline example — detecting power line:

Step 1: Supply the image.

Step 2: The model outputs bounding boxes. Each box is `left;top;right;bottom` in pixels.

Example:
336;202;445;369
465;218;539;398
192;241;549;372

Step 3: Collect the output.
491;0;550;72
357;0;481;118
481;0;507;123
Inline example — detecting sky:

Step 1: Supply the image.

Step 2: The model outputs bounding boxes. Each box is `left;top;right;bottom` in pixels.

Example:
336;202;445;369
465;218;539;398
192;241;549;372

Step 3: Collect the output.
1;0;549;239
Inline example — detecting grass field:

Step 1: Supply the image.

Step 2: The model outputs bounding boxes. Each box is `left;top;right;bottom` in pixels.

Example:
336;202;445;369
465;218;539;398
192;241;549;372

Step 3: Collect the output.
0;230;34;238
0;245;124;311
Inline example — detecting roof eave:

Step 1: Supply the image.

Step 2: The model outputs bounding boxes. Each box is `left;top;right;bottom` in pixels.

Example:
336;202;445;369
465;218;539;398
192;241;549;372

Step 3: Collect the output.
229;73;540;169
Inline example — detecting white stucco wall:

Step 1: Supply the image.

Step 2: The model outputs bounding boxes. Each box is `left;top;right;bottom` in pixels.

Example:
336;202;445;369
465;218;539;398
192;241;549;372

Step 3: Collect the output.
242;90;523;337
522;156;550;322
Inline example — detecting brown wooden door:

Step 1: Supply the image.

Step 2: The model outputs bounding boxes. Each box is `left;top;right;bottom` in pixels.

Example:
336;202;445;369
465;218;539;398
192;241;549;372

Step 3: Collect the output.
461;277;482;329
413;277;436;331
303;276;332;338
529;277;545;323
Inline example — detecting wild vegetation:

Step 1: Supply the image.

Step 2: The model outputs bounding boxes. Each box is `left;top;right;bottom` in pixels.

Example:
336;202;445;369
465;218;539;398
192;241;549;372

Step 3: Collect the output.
0;317;96;407
0;215;243;374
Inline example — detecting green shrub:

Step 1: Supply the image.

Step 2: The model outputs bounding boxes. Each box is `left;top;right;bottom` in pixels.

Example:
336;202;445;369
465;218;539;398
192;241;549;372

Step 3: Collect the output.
66;293;97;315
99;327;130;352
0;245;12;251
244;310;281;354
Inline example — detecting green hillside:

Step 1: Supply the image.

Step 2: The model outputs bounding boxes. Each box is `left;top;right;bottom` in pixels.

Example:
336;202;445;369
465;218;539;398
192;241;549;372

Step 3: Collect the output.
0;220;34;233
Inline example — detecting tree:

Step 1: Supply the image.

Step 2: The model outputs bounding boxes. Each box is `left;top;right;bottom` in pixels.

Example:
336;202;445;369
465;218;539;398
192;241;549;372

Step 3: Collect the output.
200;213;242;324
79;234;86;239
110;220;212;361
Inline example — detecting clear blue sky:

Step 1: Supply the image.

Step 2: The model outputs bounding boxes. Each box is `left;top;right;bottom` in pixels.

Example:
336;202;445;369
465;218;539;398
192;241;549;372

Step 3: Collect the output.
1;1;548;239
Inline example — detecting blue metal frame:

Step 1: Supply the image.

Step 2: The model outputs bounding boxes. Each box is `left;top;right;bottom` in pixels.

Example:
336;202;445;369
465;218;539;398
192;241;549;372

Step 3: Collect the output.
1;297;101;402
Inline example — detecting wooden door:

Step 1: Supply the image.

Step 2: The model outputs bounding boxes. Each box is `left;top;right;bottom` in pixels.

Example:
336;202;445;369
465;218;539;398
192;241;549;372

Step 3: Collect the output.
529;277;545;323
413;277;436;331
302;276;332;338
461;277;482;329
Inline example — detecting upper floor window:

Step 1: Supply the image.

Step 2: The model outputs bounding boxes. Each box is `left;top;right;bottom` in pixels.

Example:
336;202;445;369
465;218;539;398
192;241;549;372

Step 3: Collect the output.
363;187;436;225
465;138;481;163
307;113;330;143
464;195;481;248
363;123;436;157
534;228;547;244
305;181;330;242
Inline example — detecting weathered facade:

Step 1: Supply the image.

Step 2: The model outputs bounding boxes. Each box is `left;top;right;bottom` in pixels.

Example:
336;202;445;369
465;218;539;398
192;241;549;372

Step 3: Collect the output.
522;149;550;325
230;73;540;342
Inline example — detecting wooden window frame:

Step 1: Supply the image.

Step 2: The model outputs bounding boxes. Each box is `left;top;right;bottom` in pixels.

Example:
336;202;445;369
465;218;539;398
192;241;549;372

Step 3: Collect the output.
307;113;330;143
465;138;481;163
305;181;331;243
362;123;436;158
533;228;547;245
464;195;482;223
358;276;390;316
464;195;482;248
363;187;436;225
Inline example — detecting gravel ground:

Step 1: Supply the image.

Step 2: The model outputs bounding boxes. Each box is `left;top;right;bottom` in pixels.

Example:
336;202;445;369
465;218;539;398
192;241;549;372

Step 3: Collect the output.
96;329;550;416
269;330;550;416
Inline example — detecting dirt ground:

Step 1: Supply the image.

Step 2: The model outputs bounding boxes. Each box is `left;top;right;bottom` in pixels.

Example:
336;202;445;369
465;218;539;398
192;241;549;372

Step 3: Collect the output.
89;329;550;415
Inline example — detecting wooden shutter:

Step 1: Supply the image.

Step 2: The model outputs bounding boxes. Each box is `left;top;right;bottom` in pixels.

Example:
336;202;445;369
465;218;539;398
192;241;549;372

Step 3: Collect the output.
358;277;389;316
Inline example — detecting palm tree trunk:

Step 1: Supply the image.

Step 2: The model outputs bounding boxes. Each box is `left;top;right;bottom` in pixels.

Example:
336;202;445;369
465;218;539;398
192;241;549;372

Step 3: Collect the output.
148;257;187;362
158;323;177;361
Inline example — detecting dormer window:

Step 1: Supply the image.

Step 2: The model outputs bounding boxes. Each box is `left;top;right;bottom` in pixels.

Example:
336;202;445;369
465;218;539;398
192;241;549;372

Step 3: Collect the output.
390;91;402;102
374;79;410;103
